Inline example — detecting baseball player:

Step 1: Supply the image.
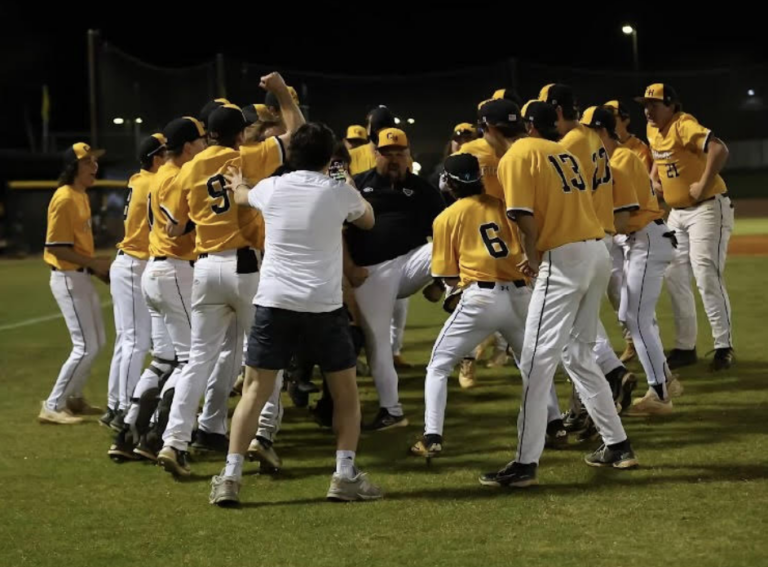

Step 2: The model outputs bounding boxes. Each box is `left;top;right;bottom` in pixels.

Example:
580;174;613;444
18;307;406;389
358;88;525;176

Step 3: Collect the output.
348;106;397;176
104;134;174;437
539;85;638;428
583;106;683;416
480;101;638;489
637;84;734;371
602;100;654;364
410;153;530;459
39;143;111;425
346;128;445;431
158;75;304;477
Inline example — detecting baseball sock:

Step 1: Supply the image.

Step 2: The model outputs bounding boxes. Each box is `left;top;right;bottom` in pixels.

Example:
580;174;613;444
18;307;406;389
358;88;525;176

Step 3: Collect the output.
336;451;356;479
224;453;245;481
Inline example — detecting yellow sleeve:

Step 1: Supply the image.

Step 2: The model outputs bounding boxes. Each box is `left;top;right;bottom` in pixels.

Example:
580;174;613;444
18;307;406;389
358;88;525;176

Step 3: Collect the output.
45;194;75;246
160;171;190;227
242;137;284;184
431;212;459;278
677;115;713;154
499;152;534;217
612;158;640;213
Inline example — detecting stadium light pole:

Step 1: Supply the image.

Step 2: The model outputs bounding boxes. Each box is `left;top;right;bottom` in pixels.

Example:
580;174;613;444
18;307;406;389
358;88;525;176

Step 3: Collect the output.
623;25;639;72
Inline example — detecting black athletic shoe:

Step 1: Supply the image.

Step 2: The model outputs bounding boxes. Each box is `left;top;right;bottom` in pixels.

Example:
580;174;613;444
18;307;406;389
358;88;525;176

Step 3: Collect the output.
666;348;698;370
562;408;589;434
576;417;600;444
99;407;117;429
585;442;639;469
191;429;230;453
545;419;568;450
134;429;162;461
711;348;735;372
364;409;409;432
108;428;139;462
109;410;126;433
409;434;443;458
479;461;538;488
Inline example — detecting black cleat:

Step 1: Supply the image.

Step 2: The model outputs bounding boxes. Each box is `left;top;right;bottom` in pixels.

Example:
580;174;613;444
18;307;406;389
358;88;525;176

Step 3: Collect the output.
666;348;698;370
575;417;600;444
710;348;735;372
545;419;568;450
99;407;117;429
134;429;163;461
364;408;409;432
409;434;443;459
109;410;126;433
562;409;589;434
191;429;230;454
108;428;140;463
479;461;538;488
585;442;639;469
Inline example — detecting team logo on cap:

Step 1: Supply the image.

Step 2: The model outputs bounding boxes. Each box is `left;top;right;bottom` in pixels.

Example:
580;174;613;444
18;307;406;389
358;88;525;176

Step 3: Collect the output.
387;132;400;143
363;187;374;193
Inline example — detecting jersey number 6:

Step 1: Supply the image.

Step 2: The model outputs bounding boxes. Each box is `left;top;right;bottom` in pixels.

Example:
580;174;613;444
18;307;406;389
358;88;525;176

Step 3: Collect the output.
480;223;510;259
207;174;231;215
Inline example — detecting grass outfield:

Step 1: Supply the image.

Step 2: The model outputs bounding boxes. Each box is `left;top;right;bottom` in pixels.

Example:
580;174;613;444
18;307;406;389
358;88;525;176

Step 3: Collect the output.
1;256;767;567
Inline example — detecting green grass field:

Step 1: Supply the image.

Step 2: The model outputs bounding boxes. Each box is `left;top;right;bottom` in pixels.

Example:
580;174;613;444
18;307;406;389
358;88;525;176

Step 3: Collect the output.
1;253;767;567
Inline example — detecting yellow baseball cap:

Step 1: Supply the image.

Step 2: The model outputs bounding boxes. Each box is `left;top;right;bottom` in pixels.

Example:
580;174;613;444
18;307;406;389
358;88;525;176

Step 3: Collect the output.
63;142;105;163
453;123;477;137
635;83;679;105
376;128;409;149
346;125;368;141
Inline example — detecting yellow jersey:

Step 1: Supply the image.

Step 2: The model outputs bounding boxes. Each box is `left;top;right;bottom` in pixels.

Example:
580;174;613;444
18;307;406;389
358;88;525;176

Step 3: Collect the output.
349;144;377;176
44;185;94;270
612;146;664;233
622;135;653;173
117;169;154;260
148;162;196;261
455;138;504;201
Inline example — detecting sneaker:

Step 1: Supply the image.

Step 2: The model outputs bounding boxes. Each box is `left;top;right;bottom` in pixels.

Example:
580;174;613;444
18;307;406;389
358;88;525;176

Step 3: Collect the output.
108;428;140;462
38;401;84;425
327;472;384;502
99;407;117;428
134;430;162;461
617;370;638;415
479;461;538;488
458;359;477;389
626;388;673;417
109;410;126;433
209;470;241;507
585;442;639;469
486;350;509;369
545;420;568;450
711;348;735;372
364;409;408;432
393;355;413;371
247;437;282;469
66;397;103;416
576;418;600;444
409;434;443;458
191;429;230;454
666;348;698;370
562;408;589;434
157;446;191;477
667;375;684;399
619;340;637;363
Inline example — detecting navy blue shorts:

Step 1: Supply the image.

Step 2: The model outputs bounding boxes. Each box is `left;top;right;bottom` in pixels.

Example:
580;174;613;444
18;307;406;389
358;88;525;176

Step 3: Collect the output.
246;306;357;372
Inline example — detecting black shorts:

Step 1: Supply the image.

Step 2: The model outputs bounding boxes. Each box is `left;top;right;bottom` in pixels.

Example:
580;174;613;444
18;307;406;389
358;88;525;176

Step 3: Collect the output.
246;306;357;373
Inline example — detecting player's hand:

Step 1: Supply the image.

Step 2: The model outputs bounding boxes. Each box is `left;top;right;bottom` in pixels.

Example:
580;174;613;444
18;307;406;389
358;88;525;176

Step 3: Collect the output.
689;180;707;202
652;178;663;196
422;281;444;303
348;266;369;288
517;257;539;279
260;72;288;94
344;171;356;188
223;165;245;194
89;256;112;282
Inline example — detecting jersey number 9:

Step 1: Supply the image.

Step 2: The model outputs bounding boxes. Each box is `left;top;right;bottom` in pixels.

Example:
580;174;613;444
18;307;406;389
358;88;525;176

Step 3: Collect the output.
207;175;231;215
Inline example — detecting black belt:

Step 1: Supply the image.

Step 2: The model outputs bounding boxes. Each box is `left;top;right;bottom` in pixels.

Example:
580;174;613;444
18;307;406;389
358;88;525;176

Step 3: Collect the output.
153;256;195;267
654;219;665;226
680;192;729;210
197;248;259;274
198;254;209;259
477;280;526;290
117;250;125;256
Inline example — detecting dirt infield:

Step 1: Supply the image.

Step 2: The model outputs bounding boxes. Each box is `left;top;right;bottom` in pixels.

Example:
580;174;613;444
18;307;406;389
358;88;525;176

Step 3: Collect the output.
730;234;768;256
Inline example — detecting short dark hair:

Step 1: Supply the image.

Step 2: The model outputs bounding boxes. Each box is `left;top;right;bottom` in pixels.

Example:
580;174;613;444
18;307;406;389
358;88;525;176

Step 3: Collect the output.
346;138;367;150
57;160;79;186
141;149;166;170
448;178;484;199
560;105;578;121
494;122;527;139
288;122;336;171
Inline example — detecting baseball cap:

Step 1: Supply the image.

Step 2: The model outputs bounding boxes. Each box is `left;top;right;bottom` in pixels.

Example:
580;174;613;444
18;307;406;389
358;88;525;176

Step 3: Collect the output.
138;133;167;163
242;103;276;125
63;142;105;164
523;101;559;134
634;83;679;105
376;128;409;150
346;125;368;141
452;123;477;139
199;98;230;127
208;104;248;139
492;88;523;106
444;153;482;184
580;106;617;131
164;117;207;151
478;99;521;127
539;83;576;111
604;100;631;120
265;86;300;109
369;106;397;138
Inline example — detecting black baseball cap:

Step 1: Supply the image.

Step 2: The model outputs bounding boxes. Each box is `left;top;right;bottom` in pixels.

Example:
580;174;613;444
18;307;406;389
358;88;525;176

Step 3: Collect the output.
478;99;521;127
164;117;207;151
539;84;576;111
208;104;248;139
604;100;631;120
138;133;167;163
264;86;299;110
581;106;617;132
444;153;482;184
523;101;559;135
369;106;397;139
199;98;230;127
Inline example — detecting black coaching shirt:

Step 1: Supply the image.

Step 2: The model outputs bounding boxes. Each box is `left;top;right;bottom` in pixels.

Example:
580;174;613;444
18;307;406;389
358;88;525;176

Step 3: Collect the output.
346;169;445;267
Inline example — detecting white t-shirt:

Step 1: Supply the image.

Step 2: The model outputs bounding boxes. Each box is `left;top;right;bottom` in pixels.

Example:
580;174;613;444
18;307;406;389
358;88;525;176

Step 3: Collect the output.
247;170;367;313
